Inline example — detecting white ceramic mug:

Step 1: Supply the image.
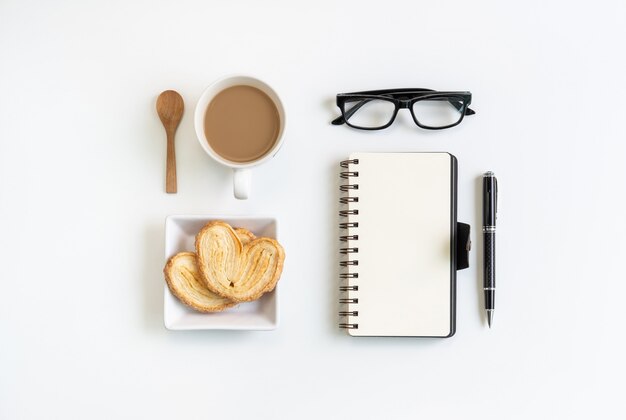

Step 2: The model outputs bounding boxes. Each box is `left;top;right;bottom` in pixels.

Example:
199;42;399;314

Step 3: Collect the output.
194;76;286;200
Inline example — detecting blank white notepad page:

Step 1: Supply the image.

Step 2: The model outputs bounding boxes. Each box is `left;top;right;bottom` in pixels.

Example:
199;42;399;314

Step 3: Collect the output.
345;152;452;337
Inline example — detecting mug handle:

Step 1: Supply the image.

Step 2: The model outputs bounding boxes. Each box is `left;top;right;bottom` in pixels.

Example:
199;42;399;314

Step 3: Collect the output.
233;168;251;200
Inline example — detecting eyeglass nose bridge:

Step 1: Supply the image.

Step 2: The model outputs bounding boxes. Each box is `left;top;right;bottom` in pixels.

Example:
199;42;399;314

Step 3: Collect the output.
397;99;412;109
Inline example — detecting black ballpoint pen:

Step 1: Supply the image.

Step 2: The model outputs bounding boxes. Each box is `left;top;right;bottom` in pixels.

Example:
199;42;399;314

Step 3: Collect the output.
483;172;498;328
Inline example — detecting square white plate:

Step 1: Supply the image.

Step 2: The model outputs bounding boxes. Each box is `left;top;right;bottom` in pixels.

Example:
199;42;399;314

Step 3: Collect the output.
164;215;279;330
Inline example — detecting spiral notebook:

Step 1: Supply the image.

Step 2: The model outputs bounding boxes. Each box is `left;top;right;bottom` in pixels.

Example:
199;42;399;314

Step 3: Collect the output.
339;152;467;338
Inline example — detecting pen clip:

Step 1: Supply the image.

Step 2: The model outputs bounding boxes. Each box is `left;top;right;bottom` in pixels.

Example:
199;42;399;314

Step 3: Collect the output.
494;177;498;219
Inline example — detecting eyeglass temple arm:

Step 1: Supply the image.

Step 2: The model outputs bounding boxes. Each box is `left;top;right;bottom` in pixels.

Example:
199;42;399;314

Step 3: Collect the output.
426;99;476;114
332;99;373;125
332;99;475;125
331;115;346;125
463;106;476;115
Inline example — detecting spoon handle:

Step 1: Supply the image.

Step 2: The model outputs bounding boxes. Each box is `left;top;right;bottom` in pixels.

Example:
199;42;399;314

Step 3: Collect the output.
166;131;177;193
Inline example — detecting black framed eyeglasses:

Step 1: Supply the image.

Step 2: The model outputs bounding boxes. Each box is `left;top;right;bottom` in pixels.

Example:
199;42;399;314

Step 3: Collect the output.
332;88;475;130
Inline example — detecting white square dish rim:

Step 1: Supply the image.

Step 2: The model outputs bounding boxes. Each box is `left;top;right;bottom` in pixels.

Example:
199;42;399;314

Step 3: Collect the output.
163;215;280;331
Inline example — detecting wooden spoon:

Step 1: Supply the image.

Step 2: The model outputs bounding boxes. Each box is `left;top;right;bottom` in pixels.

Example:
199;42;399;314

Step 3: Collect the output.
156;90;184;193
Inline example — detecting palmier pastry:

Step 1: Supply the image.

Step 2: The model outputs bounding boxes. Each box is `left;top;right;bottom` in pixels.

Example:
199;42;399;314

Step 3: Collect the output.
195;221;285;302
233;227;256;244
164;227;256;312
164;252;236;312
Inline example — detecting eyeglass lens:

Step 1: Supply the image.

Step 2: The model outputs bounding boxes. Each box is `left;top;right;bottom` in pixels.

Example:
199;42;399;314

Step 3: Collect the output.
343;98;395;129
411;98;464;128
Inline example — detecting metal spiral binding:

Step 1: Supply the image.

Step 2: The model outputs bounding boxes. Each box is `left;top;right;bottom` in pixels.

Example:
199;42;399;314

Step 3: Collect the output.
339;209;359;217
340;298;358;304
339;260;358;267
340;159;359;168
339;184;359;192
339;159;359;330
339;222;358;229
340;196;359;204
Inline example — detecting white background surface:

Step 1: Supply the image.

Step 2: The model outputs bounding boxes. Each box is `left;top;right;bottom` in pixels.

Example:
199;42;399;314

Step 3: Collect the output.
1;1;625;418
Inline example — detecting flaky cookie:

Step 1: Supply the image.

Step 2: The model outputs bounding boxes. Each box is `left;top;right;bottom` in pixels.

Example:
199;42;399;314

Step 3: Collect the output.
195;221;285;302
164;252;236;312
163;228;256;312
234;227;256;244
